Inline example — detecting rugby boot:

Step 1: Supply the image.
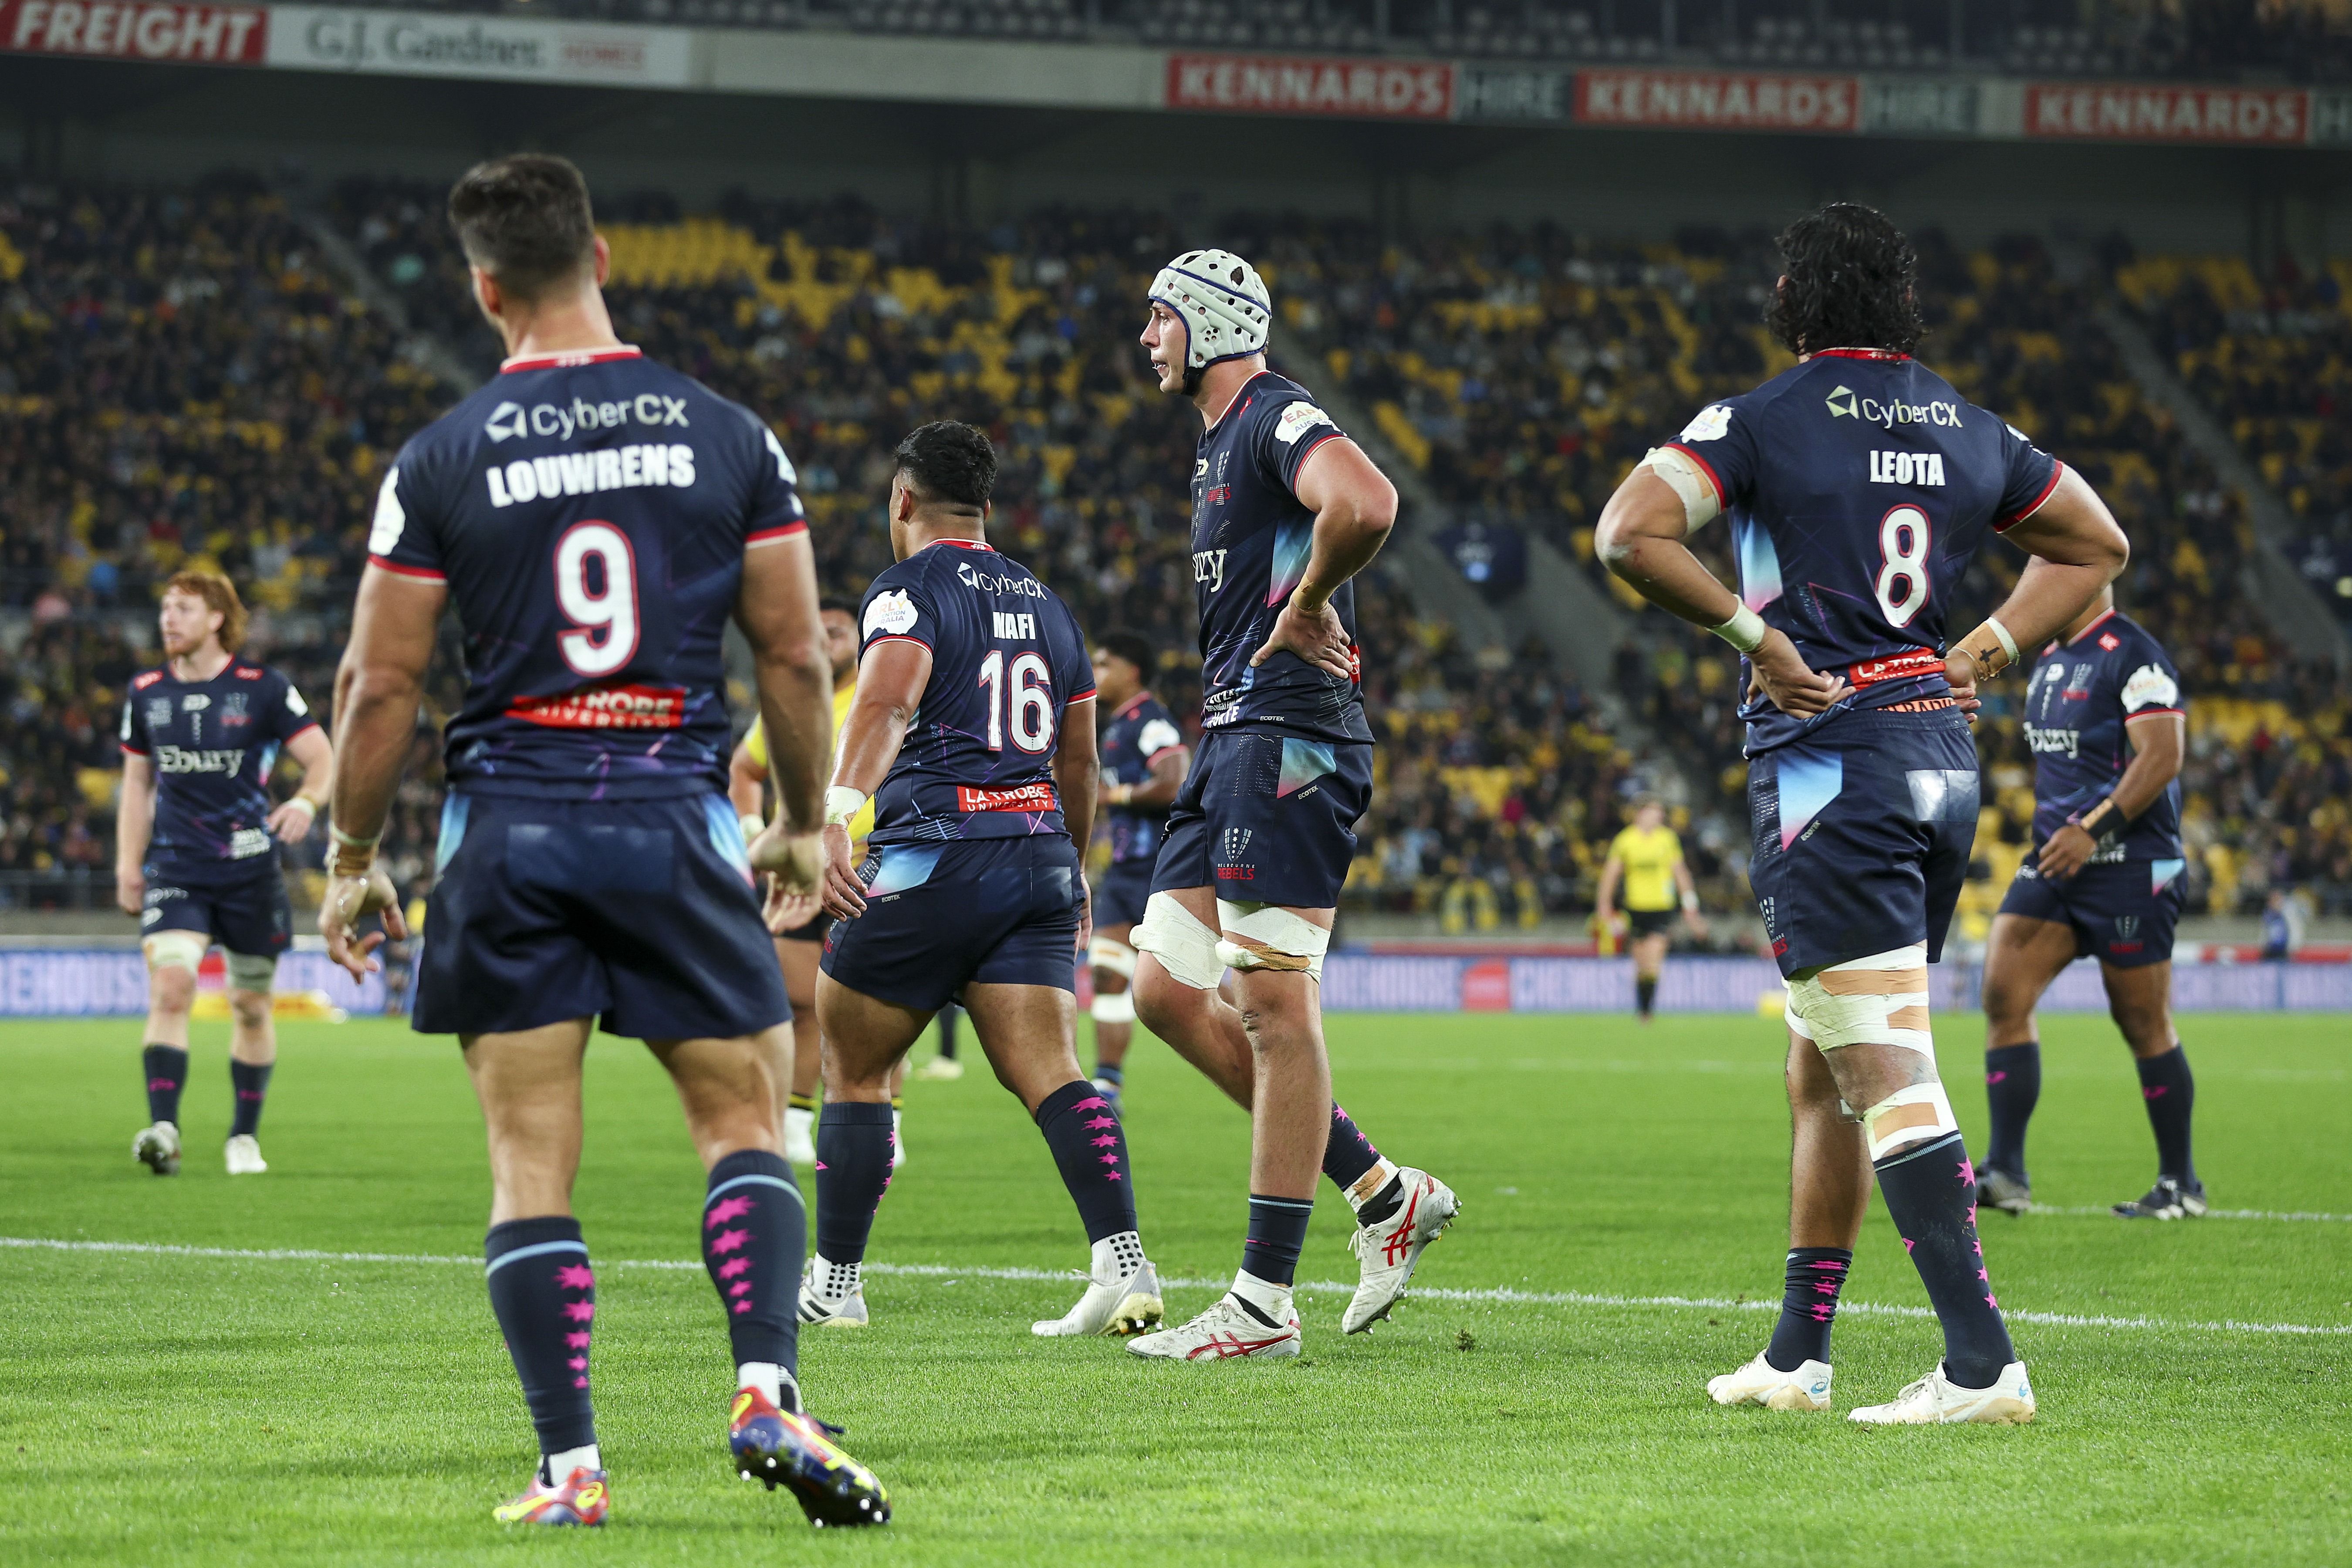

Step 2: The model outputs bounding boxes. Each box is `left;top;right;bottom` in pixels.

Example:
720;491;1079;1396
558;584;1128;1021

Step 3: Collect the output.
1032;1257;1164;1338
1707;1352;1834;1411
1127;1291;1301;1362
727;1386;889;1527
1342;1167;1459;1333
798;1257;870;1328
224;1133;268;1175
1977;1168;2032;1217
784;1105;817;1167
2113;1177;2207;1220
493;1466;609;1526
1849;1361;2035;1425
132;1121;181;1176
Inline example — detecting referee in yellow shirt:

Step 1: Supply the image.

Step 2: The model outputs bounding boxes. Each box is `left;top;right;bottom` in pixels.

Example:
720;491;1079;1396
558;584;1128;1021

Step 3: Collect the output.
1595;796;1708;1023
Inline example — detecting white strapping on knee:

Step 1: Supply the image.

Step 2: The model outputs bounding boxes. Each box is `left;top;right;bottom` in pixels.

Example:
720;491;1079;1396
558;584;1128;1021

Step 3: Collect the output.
226;951;278;994
1087;936;1137;978
142;931;207;976
1090;988;1136;1024
1132;892;1224;991
1859;1081;1961;1161
1214;900;1330;982
1785;943;1933;1058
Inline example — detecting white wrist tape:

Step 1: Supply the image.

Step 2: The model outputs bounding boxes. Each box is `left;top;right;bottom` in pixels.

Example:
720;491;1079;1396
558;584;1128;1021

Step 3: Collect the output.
1859;1081;1961;1162
1639;446;1720;531
1087;936;1138;978
1132;891;1224;991
1090;989;1136;1024
1985;616;2018;666
1784;943;1933;1057
824;787;867;827
1711;603;1767;655
1214;900;1331;983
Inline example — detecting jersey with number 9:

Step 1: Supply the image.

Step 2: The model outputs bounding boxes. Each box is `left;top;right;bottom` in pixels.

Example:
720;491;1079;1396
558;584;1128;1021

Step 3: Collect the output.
1659;348;2061;755
367;346;804;799
855;538;1094;845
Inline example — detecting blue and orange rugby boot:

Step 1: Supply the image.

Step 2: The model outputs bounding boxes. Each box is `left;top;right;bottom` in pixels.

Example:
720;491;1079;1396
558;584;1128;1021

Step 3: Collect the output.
493;1465;610;1526
727;1386;889;1527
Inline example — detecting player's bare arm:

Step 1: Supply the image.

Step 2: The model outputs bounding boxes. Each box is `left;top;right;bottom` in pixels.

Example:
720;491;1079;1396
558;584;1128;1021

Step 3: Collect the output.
1595;468;1848;718
1251;439;1396;678
1594;852;1623;933
1102;743;1189;810
1674;858;1710;940
114;751;155;916
1943;468;2129;703
1052;696;1100;953
737;531;833;900
728;738;766;826
2039;709;2184;880
818;638;929;920
319;564;439;977
267;726;335;844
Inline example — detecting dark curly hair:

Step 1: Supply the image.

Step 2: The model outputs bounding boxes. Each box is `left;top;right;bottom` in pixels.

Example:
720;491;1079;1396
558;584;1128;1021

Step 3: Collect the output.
893;420;997;514
1094;630;1158;677
1764;203;1924;358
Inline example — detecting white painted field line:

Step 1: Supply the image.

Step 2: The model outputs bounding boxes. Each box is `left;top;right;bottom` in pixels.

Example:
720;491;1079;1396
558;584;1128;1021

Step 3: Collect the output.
10;1236;2347;1338
2029;1205;2352;1223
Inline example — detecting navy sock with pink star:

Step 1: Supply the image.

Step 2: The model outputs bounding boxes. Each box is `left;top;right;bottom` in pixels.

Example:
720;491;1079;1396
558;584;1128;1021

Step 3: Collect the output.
484;1216;597;1455
1872;1132;2016;1389
1763;1247;1851;1371
1033;1080;1137;1241
701;1149;803;1375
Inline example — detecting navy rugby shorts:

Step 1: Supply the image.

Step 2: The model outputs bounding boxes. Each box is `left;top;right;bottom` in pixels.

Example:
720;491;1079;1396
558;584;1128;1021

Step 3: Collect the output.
1746;706;1980;977
821;835;1082;1011
141;865;292;959
1095;860;1155;930
1149;729;1373;910
415;791;788;1041
1999;856;2187;969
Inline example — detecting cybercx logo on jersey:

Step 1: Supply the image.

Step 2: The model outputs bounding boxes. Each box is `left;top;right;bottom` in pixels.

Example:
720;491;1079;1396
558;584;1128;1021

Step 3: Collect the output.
484;394;691;443
1825;385;1961;429
956;561;1048;598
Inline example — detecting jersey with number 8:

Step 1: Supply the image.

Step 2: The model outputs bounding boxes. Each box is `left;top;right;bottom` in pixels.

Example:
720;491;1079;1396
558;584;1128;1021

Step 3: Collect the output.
855;538;1094;845
368;345;804;799
1661;348;2061;756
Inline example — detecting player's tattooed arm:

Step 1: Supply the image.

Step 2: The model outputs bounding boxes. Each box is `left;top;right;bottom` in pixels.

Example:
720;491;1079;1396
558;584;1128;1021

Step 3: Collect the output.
1596;467;1847;718
1054;697;1101;954
1254;438;1397;678
818;638;929;920
321;565;439;977
115;751;155;917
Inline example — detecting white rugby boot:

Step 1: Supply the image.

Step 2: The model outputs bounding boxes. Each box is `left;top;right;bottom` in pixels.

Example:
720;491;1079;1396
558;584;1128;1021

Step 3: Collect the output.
1707;1352;1833;1411
1342;1167;1459;1333
1977;1168;2033;1217
132;1121;181;1176
223;1134;268;1175
783;1105;816;1167
1126;1289;1301;1362
1032;1235;1163;1338
797;1256;870;1329
1849;1361;2035;1425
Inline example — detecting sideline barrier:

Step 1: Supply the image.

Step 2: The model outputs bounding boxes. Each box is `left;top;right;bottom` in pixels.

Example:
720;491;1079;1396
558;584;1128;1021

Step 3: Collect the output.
0;950;388;1017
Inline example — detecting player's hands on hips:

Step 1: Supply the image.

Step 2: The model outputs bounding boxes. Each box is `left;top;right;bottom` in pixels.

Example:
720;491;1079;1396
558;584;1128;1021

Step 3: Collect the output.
2038;823;2097;880
320;866;405;980
115;866;145;918
818;821;867;921
1253;594;1357;680
1747;629;1849;718
1941;650;1984;722
266;797;318;845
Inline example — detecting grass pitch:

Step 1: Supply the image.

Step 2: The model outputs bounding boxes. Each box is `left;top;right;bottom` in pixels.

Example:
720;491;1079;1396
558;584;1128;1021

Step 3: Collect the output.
1;1008;2347;1566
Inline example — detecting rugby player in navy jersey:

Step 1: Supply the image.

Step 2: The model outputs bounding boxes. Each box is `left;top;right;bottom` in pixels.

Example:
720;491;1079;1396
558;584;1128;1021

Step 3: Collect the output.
1085;629;1191;1104
1597;204;2129;1424
798;421;1166;1341
315;155;884;1528
117;570;333;1178
1978;588;2200;1220
1124;250;1457;1362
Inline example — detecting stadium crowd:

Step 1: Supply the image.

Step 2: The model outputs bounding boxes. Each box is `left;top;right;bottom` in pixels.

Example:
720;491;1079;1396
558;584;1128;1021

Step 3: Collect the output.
3;167;2344;927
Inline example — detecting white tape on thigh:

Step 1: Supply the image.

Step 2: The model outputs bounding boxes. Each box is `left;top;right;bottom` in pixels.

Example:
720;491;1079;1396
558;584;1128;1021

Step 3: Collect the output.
1087;936;1137;978
1782;983;1816;1042
1214;900;1331;982
1090;989;1136;1024
1132;892;1224;991
225;951;278;994
1785;943;1933;1058
1859;1081;1961;1161
142;931;207;975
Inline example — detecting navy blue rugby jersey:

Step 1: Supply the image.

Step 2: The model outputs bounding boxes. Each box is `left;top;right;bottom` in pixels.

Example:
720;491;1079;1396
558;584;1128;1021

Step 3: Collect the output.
1662;350;2062;755
368;345;804;799
1101;690;1184;868
1189;370;1375;745
2020;608;2184;861
120;659;320;877
856;539;1095;845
